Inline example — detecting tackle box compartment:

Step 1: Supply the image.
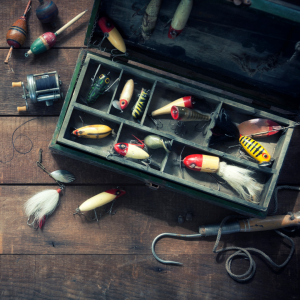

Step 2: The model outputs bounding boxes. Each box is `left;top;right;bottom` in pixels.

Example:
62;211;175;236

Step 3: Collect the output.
49;0;300;218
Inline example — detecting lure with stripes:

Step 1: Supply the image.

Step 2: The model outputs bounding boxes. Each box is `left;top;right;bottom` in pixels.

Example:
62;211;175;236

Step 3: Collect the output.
132;88;151;120
171;106;210;122
239;136;272;166
87;74;111;105
72;125;114;139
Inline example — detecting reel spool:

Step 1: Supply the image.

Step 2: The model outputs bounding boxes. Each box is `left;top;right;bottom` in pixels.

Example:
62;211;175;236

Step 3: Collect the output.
12;71;63;112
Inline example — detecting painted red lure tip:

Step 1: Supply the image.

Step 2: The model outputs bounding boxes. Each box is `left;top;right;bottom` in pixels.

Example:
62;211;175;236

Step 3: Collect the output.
168;25;183;39
171;106;180;120
183;96;194;109
42;32;57;48
105;188;126;199
98;17;115;33
120;99;128;110
39;216;46;229
56;188;62;193
183;154;203;171
114;143;128;156
72;129;78;136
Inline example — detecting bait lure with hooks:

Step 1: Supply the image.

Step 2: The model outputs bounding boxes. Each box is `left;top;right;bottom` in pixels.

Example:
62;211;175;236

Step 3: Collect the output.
141;0;163;41
98;17;126;53
144;135;172;153
239;136;272;166
132;88;151;120
113;79;134;111
74;188;126;213
25;10;87;57
5;0;31;63
36;0;59;27
151;96;194;117
182;154;262;202
168;0;193;39
87;73;111;105
171;106;210;122
72;125;114;139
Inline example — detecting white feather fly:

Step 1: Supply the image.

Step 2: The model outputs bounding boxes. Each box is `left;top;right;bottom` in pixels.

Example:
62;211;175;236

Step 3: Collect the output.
217;162;261;203
24;189;61;228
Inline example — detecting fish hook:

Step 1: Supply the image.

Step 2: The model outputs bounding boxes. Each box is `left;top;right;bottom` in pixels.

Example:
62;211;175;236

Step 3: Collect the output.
93;33;109;52
111;49;129;62
151;232;203;265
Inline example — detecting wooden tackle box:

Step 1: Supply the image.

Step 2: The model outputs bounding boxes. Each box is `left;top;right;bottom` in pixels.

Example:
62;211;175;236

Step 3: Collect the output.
49;0;300;218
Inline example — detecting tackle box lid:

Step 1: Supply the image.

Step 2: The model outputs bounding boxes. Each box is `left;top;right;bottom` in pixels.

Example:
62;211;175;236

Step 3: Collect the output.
84;0;300;117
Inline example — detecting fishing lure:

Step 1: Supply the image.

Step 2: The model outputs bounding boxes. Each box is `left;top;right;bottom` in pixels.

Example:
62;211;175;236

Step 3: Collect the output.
113;79;134;111
171;106;210;122
87;73;111;105
141;0;163;41
182;154;262;202
36;0;59;27
72;125;114;139
151;96;194;117
238;119;282;138
25;10;87;57
98;17;126;53
74;188;126;214
239;136;272;166
144;135;172;153
132;88;151;120
168;0;193;39
5;0;31;63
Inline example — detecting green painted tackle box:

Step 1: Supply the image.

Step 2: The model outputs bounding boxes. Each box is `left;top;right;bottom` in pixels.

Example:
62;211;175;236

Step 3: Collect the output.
49;0;300;217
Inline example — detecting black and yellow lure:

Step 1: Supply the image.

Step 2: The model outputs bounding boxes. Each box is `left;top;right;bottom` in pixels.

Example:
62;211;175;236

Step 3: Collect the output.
132;88;150;120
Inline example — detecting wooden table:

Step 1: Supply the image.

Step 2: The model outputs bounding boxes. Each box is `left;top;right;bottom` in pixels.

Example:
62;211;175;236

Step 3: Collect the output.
1;1;300;299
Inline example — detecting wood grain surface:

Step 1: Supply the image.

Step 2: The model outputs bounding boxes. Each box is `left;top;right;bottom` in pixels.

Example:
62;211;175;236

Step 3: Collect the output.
0;0;299;299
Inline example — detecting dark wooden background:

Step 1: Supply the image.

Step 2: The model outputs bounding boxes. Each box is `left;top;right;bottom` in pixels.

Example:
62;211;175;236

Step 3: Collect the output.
1;0;300;299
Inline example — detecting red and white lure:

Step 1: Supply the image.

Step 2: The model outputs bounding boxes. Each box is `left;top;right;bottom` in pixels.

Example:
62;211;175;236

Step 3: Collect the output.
168;0;193;39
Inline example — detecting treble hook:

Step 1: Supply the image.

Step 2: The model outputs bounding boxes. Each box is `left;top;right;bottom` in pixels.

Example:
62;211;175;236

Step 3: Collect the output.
111;49;129;62
151;232;203;265
93;33;109;52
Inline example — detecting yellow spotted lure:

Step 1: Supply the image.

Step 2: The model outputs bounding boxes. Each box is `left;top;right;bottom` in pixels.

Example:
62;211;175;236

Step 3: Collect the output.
132;88;150;120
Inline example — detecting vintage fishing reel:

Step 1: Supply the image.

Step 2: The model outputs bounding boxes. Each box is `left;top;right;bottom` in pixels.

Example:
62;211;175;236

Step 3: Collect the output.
12;71;63;112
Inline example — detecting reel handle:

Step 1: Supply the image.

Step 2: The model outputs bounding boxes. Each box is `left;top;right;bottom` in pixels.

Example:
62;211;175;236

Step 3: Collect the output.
17;106;27;112
12;82;22;87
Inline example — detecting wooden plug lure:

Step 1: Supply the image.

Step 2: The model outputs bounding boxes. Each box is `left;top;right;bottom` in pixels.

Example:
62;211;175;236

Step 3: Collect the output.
239;136;272;166
87;73;111;105
5;0;31;64
75;188;126;213
132;88;151;120
144;135;172;153
72;125;114;139
151;96;194;117
182;154;262;202
238;119;282;138
171;106;210;122
141;0;163;41
114;136;149;160
168;0;193;39
36;0;58;27
113;79;134;111
98;17;126;53
25;10;87;57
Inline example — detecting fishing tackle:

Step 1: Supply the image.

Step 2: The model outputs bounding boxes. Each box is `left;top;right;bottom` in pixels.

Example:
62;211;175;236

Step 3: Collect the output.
151;96;194;117
239;136;272;166
182;154;262;202
25;10;87;57
132;88;151;120
171;106;210;122
5;0;31;64
144;135;172;153
113;79;134;111
74;188;126;214
72;125;115;139
12;71;62;112
141;0;163;41
168;0;193;39
36;0;58;27
114;139;149;159
50;170;75;183
87;72;111;105
238;119;282;138
97;17;126;54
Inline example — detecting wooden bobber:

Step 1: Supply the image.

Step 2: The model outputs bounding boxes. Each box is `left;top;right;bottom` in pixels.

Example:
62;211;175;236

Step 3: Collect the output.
5;0;31;64
171;106;210;122
36;0;59;27
25;10;87;57
151;96;193;117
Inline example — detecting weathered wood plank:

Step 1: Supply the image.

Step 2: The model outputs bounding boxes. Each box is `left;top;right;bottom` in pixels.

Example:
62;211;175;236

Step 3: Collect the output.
1;0;94;48
0;254;299;300
0;185;299;255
